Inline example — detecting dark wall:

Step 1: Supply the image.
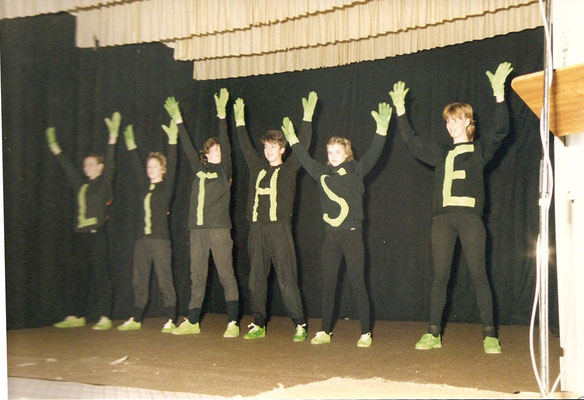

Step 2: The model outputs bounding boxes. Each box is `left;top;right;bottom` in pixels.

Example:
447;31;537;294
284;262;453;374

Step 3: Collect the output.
2;13;550;329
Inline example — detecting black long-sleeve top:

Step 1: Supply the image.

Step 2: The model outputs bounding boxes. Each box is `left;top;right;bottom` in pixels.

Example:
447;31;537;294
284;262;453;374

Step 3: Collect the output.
237;121;312;224
178;119;232;230
291;132;386;231
397;100;509;217
57;143;115;233
128;143;177;240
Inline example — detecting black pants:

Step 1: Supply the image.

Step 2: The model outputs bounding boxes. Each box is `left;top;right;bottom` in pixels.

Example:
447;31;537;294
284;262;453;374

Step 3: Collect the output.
132;237;177;315
429;213;494;330
71;227;113;322
188;228;239;309
248;222;305;327
320;228;370;334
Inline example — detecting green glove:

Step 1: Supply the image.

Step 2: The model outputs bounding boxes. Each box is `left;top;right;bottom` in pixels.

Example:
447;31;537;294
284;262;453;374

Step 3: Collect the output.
104;111;121;138
281;117;299;146
162;119;178;144
45;127;61;153
486;62;513;97
164;97;182;122
214;88;229;119
302;91;318;122
233;98;245;127
123;125;137;150
389;81;409;115
371;102;392;136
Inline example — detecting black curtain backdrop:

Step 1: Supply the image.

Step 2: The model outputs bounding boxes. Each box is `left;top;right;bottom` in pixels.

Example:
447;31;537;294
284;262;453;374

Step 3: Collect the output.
2;13;554;330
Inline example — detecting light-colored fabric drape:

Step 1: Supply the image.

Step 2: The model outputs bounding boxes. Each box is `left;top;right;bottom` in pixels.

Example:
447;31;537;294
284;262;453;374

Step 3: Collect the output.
191;1;542;80
0;0;543;80
73;0;363;47
172;0;538;61
0;0;122;20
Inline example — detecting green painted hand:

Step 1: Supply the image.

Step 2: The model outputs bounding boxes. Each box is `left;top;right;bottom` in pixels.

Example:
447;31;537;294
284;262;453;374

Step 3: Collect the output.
302;91;318;122
233;98;245;127
164;97;182;122
281;117;299;146
162;119;178;144
104;112;121;138
371;102;392;136
486;62;513;97
214;88;229;119
389;81;409;116
123;125;137;150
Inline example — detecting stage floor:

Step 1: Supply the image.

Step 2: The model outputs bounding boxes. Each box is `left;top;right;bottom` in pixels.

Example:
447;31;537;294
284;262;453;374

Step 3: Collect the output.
6;314;569;399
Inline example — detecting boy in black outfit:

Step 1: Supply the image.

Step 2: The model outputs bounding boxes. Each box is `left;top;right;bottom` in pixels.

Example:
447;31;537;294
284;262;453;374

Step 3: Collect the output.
233;92;317;341
46;112;120;330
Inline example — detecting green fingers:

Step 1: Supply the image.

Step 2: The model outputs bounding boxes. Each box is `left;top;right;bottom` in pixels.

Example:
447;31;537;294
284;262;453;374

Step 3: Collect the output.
162;119;178;144
104;112;121;138
486;62;513;97
123;125;137;150
302;91;318;122
233;98;245;127
164;97;182;122
371;102;392;136
214;88;229;119
281;117;299;146
389;81;409;115
45;127;61;153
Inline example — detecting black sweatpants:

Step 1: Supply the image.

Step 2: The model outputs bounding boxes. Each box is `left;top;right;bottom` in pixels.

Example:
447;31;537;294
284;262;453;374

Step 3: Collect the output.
188;228;239;309
320;228;370;334
248;222;305;327
429;213;494;330
132;237;177;319
72;227;113;322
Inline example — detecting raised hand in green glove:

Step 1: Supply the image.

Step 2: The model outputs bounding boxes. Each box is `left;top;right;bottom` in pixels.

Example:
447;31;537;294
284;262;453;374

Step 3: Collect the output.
233;98;245;127
46;127;61;154
164;97;182;123
162;119;178;145
123;125;137;150
371;102;393;136
389;81;409;116
302;91;318;122
486;62;513;97
105;111;121;139
281;117;299;146
214;88;229;119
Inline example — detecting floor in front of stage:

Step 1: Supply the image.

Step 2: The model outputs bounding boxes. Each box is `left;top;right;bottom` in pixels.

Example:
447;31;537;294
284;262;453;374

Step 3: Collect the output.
6;314;574;399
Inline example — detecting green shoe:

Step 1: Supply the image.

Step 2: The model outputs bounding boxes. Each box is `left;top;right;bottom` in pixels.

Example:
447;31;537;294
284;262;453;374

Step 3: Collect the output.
357;332;372;348
293;324;307;342
53;316;86;328
243;323;266;339
223;321;239;338
92;316;112;330
117;317;142;331
311;331;331;345
483;336;502;354
172;319;200;335
415;333;441;350
161;319;176;333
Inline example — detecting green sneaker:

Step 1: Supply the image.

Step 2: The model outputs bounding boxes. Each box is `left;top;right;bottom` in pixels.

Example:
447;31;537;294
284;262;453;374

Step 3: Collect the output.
223;321;239;338
415;333;441;350
483;336;502;354
92;316;112;330
161;319;176;333
53;316;86;328
172;319;200;335
243;323;266;339
311;331;331;345
357;332;372;348
293;324;307;342
117;317;142;331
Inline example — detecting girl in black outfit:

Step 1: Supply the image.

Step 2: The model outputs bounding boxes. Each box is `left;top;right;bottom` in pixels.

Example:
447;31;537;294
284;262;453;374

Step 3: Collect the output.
46;112;120;331
281;101;392;347
389;62;513;354
165;92;240;338
117;101;178;333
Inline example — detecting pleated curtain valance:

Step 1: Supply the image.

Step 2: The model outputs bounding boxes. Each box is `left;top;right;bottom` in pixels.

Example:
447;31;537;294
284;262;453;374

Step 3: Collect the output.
1;0;542;80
